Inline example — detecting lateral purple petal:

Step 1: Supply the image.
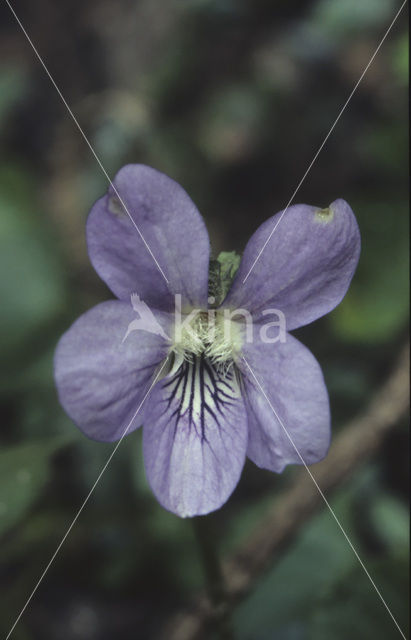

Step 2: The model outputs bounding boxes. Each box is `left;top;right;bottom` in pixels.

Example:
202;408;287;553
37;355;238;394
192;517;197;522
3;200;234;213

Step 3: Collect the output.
239;332;330;471
54;301;170;442
223;199;360;330
87;165;210;311
143;357;247;517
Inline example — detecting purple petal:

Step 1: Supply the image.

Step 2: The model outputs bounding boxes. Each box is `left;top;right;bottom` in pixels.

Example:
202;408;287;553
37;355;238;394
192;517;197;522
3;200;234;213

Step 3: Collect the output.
54;300;171;441
143;357;247;517
87;165;210;311
238;332;330;471
223;200;360;330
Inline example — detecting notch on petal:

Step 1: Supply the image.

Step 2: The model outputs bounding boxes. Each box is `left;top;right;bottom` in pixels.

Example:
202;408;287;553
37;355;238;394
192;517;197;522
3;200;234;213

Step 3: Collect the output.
108;195;125;217
315;205;334;223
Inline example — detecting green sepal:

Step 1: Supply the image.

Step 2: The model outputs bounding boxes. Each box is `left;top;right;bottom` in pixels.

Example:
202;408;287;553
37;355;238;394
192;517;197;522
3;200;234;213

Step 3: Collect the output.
208;251;241;306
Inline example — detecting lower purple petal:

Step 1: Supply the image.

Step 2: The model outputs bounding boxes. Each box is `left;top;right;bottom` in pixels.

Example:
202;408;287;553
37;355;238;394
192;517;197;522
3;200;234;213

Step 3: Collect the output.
143;356;247;517
239;332;330;471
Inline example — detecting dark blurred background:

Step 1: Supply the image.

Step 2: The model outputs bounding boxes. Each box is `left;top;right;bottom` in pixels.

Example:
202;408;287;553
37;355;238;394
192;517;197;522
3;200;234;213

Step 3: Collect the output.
0;1;408;639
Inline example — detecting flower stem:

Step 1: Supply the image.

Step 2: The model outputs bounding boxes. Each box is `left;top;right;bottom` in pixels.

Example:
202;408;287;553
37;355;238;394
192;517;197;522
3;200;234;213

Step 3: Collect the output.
192;516;235;640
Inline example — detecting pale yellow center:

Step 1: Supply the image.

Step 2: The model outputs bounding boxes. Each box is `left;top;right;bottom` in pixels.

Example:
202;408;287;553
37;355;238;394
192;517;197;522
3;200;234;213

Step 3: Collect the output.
171;310;244;366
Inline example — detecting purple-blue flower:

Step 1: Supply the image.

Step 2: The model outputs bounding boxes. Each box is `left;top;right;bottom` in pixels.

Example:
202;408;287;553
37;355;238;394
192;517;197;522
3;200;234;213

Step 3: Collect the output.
54;164;360;517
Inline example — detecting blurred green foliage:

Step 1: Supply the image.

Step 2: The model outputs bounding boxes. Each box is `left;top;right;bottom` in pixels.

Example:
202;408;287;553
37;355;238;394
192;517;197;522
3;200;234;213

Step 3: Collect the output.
0;166;66;359
233;469;409;639
0;0;408;638
0;436;72;536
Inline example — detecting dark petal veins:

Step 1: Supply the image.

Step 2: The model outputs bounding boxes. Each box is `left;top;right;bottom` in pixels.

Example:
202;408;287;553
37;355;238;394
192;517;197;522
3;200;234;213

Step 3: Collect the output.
163;357;238;440
143;356;248;517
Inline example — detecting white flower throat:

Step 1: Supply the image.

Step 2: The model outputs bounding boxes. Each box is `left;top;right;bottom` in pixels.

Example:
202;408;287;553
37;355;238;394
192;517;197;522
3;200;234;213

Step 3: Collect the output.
171;308;244;367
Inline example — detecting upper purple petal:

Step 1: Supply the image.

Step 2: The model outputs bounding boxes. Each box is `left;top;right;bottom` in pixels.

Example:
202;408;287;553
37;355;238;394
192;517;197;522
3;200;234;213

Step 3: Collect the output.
54;300;171;441
222;199;360;330
87;165;210;311
143;356;248;517
238;331;330;471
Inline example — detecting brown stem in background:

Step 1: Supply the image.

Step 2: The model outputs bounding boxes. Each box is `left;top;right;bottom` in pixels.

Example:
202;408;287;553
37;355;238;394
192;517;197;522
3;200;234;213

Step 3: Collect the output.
162;342;409;640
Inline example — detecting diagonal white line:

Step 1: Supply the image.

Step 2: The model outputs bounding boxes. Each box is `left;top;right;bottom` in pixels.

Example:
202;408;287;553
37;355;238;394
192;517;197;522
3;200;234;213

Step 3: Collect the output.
241;355;407;640
242;0;408;284
5;356;170;640
4;0;169;285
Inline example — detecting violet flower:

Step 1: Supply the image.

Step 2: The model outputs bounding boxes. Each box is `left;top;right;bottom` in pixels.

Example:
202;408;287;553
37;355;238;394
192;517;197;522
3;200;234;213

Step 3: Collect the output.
54;165;360;517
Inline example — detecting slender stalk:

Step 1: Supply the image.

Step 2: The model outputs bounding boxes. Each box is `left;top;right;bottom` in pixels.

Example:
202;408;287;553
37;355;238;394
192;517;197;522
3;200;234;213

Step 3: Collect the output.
192;516;234;640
